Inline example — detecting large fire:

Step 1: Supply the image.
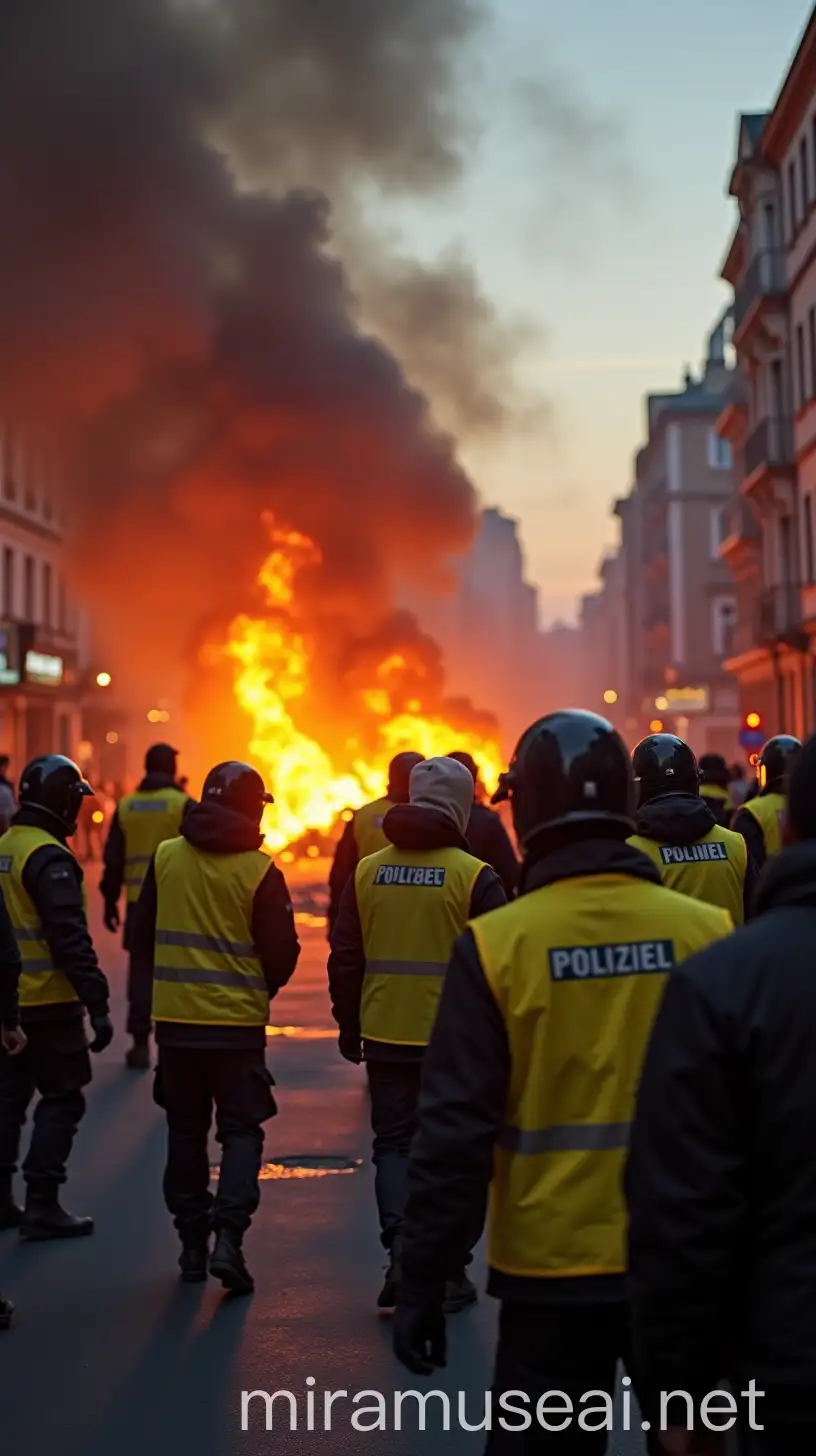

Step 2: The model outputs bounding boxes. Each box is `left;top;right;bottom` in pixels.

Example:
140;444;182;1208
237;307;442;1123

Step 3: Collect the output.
207;518;503;853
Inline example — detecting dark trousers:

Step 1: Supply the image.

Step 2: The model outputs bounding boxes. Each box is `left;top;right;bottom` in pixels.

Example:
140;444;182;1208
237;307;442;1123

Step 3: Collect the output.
0;1020;91;1192
154;1047;276;1240
367;1058;423;1250
485;1301;662;1455
124;904;152;1038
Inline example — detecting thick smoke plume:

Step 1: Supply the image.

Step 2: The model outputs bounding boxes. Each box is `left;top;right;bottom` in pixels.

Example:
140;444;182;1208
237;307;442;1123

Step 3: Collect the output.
0;0;509;764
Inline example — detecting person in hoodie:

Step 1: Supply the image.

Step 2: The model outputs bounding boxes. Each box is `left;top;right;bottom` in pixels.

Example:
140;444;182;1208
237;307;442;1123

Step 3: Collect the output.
629;733;757;925
328;755;506;1312
101;743;191;1070
698;753;733;828
626;731;816;1455
326;751;424;934
130;761;299;1295
446;751;519;897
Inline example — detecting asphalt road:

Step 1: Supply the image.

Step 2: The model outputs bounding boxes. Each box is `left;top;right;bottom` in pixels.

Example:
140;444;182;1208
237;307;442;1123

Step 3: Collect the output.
0;898;649;1456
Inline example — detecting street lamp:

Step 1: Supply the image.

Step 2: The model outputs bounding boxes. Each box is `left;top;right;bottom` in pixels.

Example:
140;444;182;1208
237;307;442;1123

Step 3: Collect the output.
655;695;669;712
603;689;618;705
96;671;112;688
649;718;664;733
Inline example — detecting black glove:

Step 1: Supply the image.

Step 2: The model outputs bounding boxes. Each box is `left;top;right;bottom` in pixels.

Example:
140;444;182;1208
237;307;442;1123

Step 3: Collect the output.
393;1297;446;1375
338;1029;362;1065
103;905;120;934
89;1013;114;1053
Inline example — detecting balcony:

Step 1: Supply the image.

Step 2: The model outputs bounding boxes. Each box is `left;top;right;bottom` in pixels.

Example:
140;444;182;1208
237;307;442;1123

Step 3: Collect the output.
733;249;786;338
743;416;794;481
715;371;748;440
755;582;806;646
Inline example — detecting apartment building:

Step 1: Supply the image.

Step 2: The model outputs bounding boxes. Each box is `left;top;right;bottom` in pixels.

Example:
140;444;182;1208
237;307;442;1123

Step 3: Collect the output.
718;8;816;736
578;549;628;731
0;429;88;768
605;321;740;755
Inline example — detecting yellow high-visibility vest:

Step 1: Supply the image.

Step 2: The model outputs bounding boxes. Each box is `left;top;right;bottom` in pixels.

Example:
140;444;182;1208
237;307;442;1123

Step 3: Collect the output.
701;784;732;811
356;844;486;1046
353;797;394;860
119;787;189;903
472;873;732;1281
628;824;747;924
152;837;273;1026
742;792;786;859
0;825;82;1008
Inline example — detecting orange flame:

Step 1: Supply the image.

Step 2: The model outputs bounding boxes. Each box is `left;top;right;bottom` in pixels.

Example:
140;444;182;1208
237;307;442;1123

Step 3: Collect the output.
212;518;502;852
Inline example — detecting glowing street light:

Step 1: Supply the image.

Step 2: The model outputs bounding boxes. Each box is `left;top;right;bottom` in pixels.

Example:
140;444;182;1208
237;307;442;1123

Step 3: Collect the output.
603;689;618;705
106;731;119;745
655;695;669;711
649;719;664;733
96;671;112;688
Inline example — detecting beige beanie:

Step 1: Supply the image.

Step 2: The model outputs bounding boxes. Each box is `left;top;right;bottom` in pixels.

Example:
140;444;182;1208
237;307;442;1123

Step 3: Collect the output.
409;756;474;837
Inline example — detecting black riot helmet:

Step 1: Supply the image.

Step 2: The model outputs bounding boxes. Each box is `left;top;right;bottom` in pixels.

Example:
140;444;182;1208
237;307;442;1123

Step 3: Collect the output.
632;734;700;808
491;710;634;848
386;751;425;802
758;734;801;793
202;761;273;824
18;754;94;835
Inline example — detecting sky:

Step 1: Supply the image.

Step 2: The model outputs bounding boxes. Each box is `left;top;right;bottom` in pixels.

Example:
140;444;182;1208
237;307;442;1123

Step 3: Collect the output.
382;0;813;626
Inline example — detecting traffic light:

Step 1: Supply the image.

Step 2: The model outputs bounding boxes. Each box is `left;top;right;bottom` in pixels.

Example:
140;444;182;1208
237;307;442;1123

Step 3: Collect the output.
745;711;761;730
740;710;764;751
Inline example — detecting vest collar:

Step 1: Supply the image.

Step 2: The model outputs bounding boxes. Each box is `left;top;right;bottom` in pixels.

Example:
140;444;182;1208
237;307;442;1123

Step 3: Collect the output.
521;838;661;896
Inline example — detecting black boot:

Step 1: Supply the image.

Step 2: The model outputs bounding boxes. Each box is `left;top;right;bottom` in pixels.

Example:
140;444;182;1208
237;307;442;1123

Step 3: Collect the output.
179;1233;209;1284
377;1239;402;1310
20;1189;94;1242
210;1229;254;1295
125;1036;150;1071
0;1294;12;1330
0;1175;22;1231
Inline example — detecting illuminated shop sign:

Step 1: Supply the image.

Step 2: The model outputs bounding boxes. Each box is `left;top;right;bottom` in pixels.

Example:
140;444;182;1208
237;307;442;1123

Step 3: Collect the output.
25;650;64;686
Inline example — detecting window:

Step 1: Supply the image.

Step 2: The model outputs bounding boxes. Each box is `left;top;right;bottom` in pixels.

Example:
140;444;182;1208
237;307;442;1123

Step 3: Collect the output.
712;598;736;658
707;430;732;470
789;160;798;237
810;306;816;399
805;494;815;584
23;555;34;622
2;548;13;618
42;562;52;628
797;324;807;410
710;505;727;559
801;135;810;214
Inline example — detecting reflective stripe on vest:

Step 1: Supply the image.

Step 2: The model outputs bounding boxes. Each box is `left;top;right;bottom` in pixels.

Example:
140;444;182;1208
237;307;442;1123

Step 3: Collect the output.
353;798;393;860
355;844;486;1046
0;824;82;1007
472;873;733;1280
152;837;273;1026
628;824;748;925
743;791;785;859
119;788;189;902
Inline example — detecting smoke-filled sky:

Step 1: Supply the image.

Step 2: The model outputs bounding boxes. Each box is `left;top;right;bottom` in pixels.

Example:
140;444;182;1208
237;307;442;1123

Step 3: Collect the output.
0;0;810;662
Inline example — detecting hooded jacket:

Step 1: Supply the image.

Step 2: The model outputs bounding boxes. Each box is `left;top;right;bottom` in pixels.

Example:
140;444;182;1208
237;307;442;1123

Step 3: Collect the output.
130;799;300;1049
627;839;816;1409
465;802;519;897
0;881;21;1031
633;793;757;921
327;803;506;1061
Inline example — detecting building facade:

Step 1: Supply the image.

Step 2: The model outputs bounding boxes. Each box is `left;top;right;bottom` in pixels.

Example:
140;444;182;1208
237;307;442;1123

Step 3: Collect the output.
578;548;628;731
585;322;740;756
0;429;89;770
718;10;816;737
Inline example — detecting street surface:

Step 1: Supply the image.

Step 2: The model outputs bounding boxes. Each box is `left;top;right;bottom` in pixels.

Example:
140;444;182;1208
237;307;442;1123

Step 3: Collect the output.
0;895;647;1455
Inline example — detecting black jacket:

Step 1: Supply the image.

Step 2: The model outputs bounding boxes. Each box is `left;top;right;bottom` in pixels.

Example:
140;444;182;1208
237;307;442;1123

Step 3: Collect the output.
11;807;110;1024
732;794;773;871
327;793;411;933
465;801;518;897
130;799;300;1049
0;883;22;1031
635;793;758;921
627;839;816;1406
100;772;191;911
399;838;662;1304
327;803;507;1062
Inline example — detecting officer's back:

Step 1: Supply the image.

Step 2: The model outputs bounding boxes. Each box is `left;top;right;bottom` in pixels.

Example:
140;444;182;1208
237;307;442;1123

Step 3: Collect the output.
628;733;756;924
327;751;425;932
446;750;518;897
733;733;802;871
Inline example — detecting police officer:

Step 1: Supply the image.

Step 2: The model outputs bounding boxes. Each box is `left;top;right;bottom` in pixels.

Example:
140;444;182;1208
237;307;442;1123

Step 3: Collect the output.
101;743;190;1070
629;734;756;924
327;751;424;933
0;756;112;1241
446;750;519;897
391;712;731;1451
0;868;23;1328
328;756;506;1311
733;734;801;871
698;752;733;827
130;761;300;1294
